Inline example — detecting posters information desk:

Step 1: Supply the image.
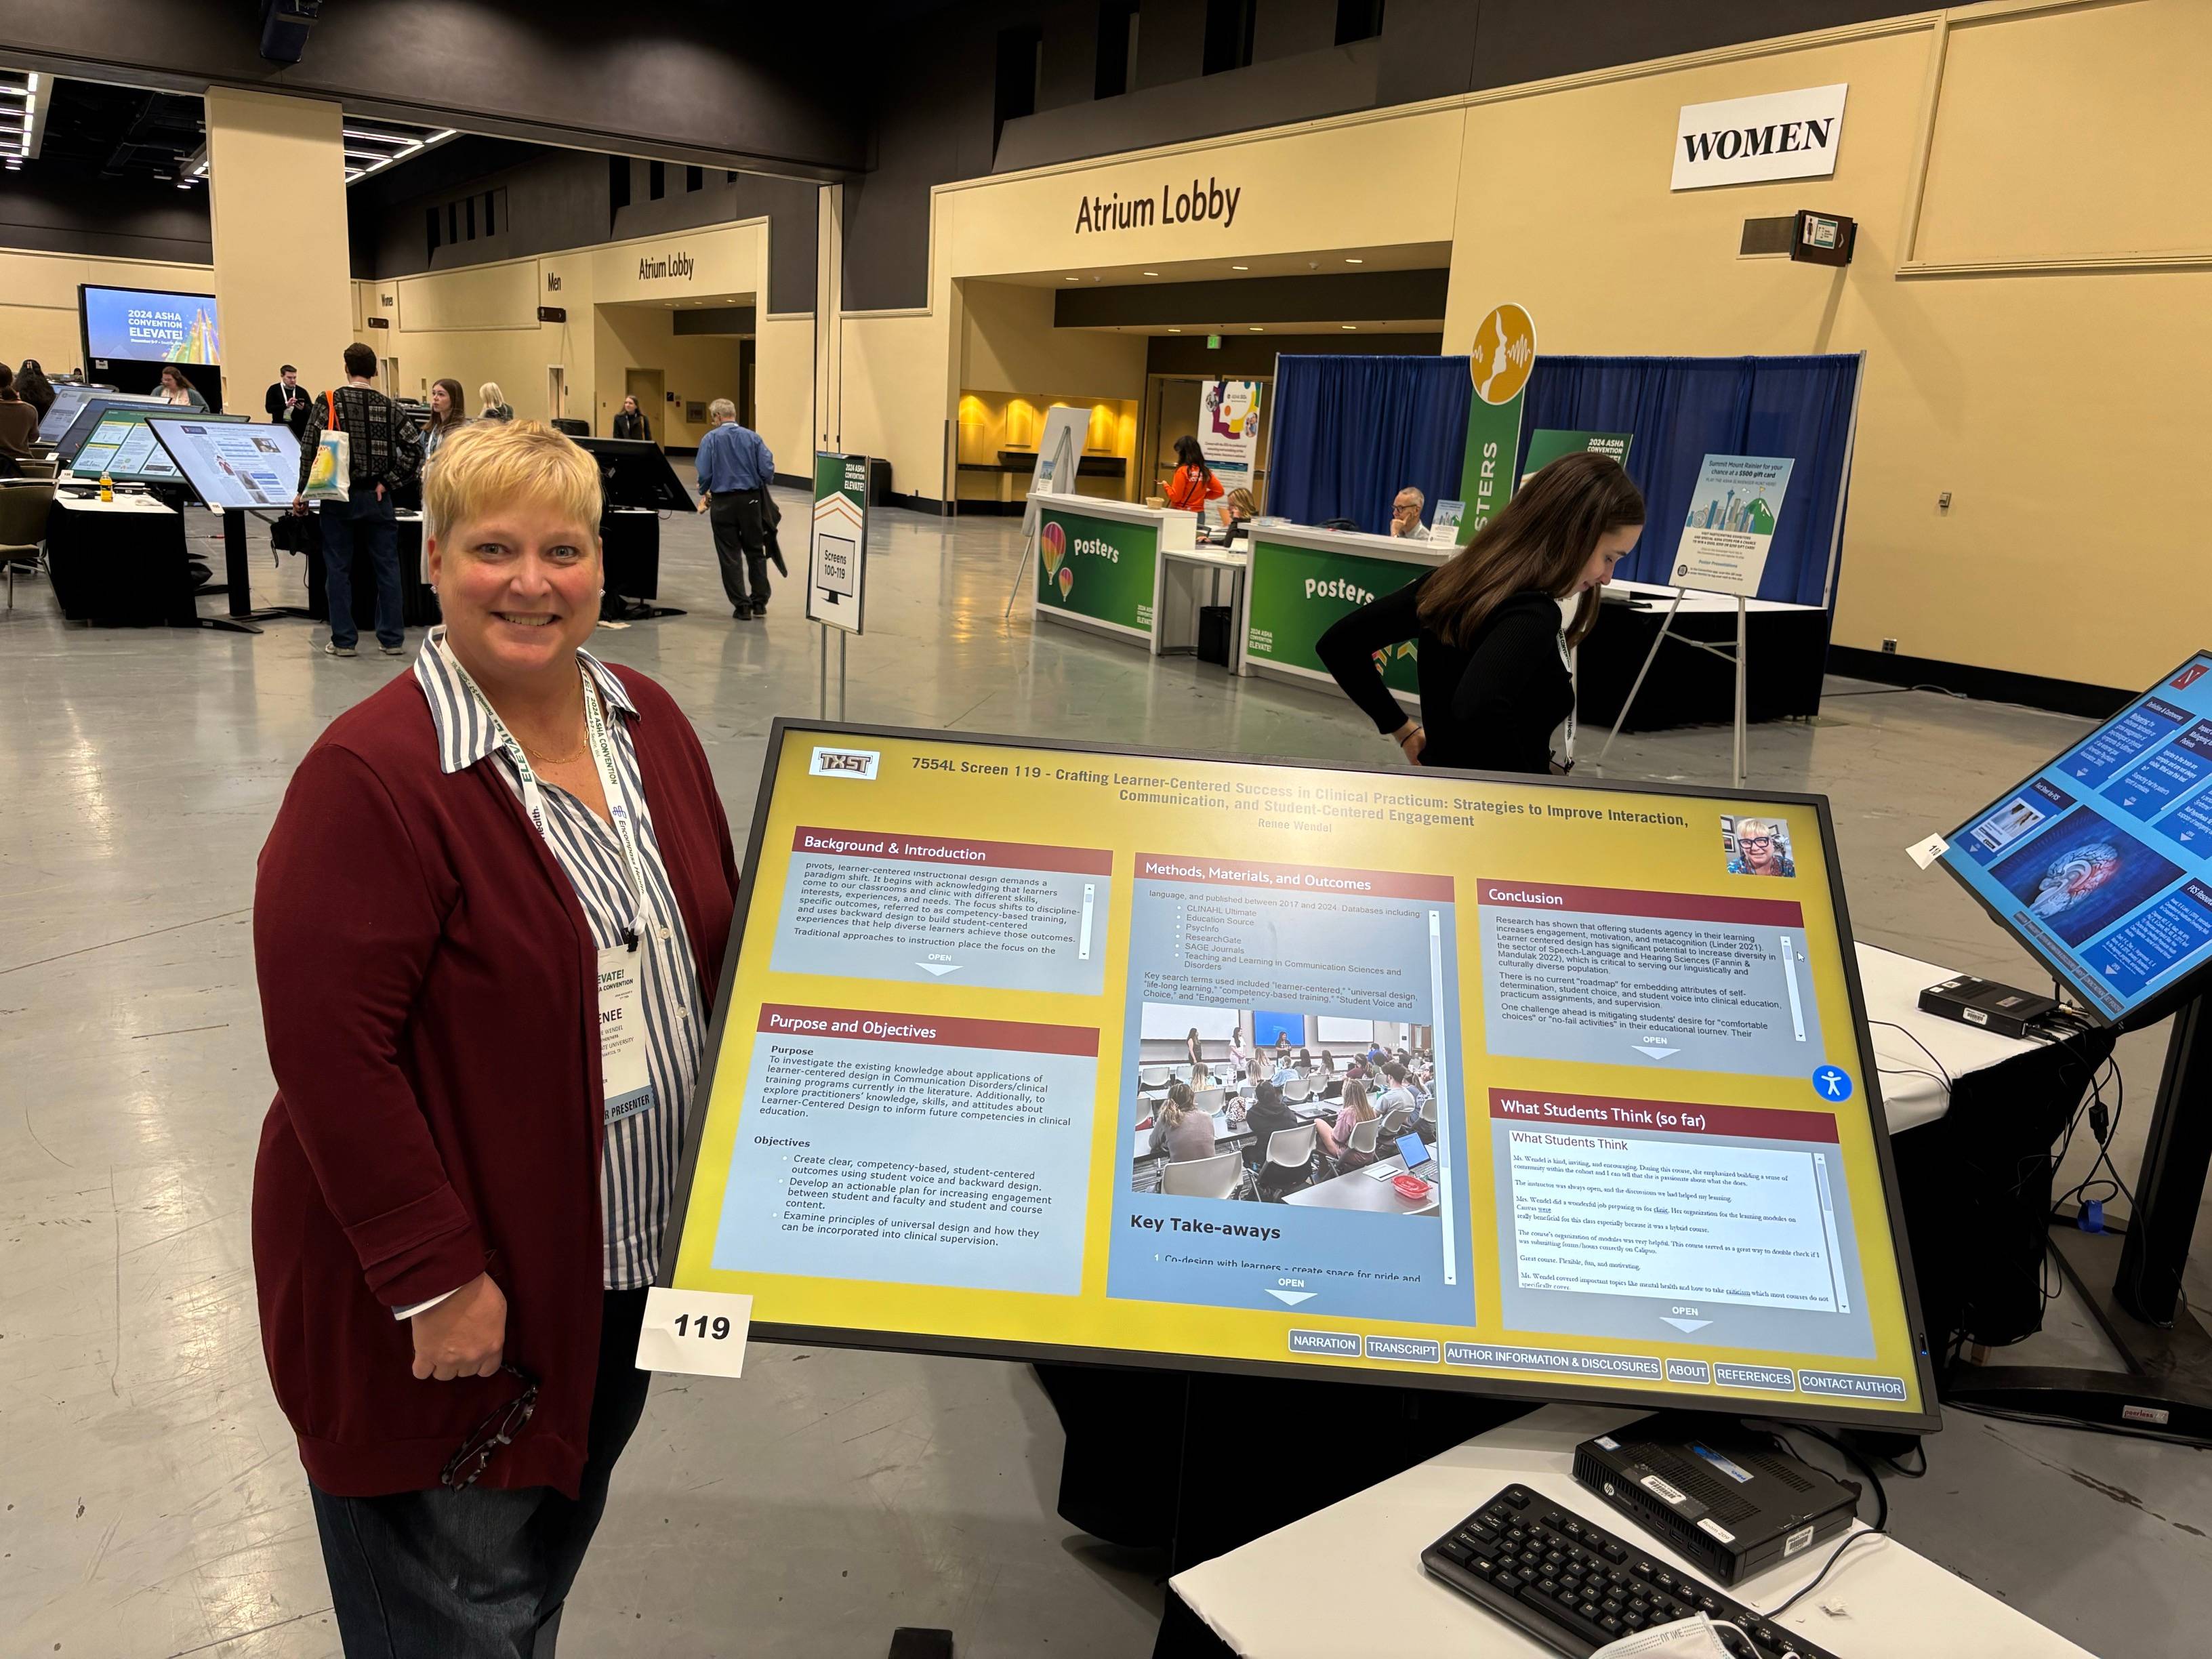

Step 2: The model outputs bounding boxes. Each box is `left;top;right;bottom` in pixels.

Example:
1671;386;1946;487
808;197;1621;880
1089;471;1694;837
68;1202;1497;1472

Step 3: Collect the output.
1937;651;2212;1024
661;724;1936;1431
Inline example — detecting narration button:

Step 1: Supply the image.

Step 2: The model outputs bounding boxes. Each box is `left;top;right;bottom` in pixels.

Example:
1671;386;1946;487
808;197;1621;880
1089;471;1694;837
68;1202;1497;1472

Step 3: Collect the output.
1364;1336;1441;1364
1288;1329;1361;1358
1665;1359;1713;1386
1714;1363;1796;1393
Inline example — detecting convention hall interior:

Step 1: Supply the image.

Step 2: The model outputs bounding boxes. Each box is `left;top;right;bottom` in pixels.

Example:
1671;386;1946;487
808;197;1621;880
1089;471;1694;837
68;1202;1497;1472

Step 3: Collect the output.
3;2;2210;1657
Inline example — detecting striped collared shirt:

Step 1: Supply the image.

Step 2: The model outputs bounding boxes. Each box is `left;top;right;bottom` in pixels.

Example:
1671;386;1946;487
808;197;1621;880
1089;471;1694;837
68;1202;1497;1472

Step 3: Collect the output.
413;629;703;1290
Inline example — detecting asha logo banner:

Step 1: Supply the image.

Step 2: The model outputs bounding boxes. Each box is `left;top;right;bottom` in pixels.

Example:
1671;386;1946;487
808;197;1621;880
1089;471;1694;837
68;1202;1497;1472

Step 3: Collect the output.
809;747;880;780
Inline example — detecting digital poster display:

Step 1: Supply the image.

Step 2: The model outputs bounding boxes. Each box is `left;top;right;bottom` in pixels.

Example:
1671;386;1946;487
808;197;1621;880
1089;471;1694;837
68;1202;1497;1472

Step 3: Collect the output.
148;417;302;509
68;409;243;485
663;725;1937;1431
1938;652;2212;1024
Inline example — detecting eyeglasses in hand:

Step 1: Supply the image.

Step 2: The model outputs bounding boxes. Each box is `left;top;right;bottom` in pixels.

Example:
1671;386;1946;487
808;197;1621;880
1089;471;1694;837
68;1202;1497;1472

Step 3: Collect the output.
439;1363;539;1490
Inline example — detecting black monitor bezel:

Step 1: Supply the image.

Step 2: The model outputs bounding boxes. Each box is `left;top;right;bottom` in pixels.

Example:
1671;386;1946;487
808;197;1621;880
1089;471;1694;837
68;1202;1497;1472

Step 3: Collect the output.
1934;649;2212;1033
144;415;303;511
54;394;173;463
659;718;1943;1437
573;435;691;512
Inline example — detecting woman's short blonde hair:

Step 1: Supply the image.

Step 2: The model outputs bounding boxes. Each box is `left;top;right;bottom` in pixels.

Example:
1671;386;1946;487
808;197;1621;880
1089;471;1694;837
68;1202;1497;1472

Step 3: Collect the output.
425;419;603;544
478;381;504;407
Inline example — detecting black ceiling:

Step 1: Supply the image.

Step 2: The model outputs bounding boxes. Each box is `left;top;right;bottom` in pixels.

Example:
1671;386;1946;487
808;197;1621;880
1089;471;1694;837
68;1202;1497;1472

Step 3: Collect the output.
37;79;203;184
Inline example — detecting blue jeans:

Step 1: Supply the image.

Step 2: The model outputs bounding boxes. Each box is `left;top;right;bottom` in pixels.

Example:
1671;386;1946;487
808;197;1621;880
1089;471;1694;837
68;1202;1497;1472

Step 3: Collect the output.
321;491;403;650
309;1290;651;1658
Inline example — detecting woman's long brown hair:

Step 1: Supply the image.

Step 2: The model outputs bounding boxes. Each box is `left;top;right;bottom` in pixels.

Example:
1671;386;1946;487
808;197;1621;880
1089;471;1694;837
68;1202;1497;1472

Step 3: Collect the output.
1416;451;1643;649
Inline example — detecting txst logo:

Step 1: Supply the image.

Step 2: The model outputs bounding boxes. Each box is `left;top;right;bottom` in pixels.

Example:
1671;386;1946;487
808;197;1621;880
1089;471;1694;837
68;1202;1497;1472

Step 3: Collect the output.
809;747;880;780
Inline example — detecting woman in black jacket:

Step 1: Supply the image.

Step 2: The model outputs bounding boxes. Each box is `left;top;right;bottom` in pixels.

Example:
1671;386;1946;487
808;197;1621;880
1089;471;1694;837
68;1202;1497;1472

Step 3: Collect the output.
15;359;55;424
1317;451;1643;777
612;394;652;442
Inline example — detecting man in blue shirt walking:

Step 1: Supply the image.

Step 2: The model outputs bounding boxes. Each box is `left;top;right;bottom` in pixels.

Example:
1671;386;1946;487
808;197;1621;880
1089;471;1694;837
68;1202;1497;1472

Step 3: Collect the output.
694;397;775;619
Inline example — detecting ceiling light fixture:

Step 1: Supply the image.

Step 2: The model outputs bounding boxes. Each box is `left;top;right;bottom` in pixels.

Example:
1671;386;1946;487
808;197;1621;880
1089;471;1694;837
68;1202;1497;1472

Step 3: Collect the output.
1064;275;1080;281
1142;270;1158;276
1168;327;1181;333
427;129;457;143
1341;324;1358;331
1231;264;1249;271
1344;257;1364;264
1249;325;1263;331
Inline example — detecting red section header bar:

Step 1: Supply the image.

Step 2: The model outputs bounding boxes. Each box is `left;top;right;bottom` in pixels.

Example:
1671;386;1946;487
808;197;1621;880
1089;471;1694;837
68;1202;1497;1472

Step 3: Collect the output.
793;825;1111;876
1477;879;1802;928
1136;853;1454;902
757;1003;1100;1057
1488;1088;1838;1145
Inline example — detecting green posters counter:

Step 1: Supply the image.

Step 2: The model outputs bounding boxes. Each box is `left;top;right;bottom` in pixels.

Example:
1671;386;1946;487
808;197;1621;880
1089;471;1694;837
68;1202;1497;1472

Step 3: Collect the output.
1238;523;1452;696
1032;494;1197;647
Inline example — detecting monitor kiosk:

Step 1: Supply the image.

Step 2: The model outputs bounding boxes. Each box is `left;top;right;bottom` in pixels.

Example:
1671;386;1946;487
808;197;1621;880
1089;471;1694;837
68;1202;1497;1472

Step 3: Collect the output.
573;436;689;621
1933;650;2212;1443
33;382;117;447
655;722;1938;1438
51;394;173;467
146;416;314;632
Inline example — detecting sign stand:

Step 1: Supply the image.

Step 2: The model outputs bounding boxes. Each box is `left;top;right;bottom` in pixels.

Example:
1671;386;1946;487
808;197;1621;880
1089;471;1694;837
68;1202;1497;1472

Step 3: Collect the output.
807;451;869;723
817;628;848;721
1004;413;1084;619
1593;589;1750;787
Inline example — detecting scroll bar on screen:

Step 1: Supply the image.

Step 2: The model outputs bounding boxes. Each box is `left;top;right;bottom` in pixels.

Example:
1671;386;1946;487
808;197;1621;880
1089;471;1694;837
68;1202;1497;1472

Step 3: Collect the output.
1778;934;1806;1041
1429;909;1456;1287
1080;883;1096;960
1813;1152;1850;1313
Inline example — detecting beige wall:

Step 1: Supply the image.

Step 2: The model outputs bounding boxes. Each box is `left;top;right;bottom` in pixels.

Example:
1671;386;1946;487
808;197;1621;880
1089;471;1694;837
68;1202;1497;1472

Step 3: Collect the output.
347;216;809;470
207;88;354;415
837;0;2212;690
0;249;214;378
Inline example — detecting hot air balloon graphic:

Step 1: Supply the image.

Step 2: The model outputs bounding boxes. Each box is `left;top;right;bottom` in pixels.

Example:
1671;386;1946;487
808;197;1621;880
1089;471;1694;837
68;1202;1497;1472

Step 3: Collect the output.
1057;565;1074;600
1041;520;1066;577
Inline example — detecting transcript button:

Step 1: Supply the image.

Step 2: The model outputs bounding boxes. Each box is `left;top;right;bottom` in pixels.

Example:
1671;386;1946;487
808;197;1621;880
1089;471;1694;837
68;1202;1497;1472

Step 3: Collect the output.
1364;1336;1441;1364
1665;1359;1713;1385
1289;1330;1361;1357
1714;1364;1797;1393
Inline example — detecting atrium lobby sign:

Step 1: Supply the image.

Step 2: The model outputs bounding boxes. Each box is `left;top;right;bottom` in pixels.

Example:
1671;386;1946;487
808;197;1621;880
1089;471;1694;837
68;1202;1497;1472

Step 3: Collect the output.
1672;84;1847;189
1076;176;1242;234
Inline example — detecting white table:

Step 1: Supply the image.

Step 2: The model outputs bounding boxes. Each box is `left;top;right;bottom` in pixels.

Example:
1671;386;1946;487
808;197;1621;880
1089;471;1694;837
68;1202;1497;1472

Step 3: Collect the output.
1854;942;2043;1134
1153;544;1246;670
1171;1404;2094;1657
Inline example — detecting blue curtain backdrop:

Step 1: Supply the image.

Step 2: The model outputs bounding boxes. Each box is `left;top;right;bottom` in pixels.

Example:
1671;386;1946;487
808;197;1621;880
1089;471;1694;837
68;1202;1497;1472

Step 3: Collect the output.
1268;354;1471;537
1267;352;1860;606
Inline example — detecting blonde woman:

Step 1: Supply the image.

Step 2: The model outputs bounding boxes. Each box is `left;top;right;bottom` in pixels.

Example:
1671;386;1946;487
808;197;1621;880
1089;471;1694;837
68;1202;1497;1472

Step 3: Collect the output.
1313;1078;1380;1169
478;381;513;422
253;419;738;1650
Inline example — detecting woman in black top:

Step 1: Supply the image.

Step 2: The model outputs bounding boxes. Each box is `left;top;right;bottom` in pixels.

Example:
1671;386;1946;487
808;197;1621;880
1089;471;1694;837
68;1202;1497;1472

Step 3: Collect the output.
15;359;55;424
1317;452;1643;776
612;394;652;442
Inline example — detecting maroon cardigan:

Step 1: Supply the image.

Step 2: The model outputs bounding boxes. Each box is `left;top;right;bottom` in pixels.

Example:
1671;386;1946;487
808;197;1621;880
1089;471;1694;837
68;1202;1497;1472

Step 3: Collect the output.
251;664;737;1498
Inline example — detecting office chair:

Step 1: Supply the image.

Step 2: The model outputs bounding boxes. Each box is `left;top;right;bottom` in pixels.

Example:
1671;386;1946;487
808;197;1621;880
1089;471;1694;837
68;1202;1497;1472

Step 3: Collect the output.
1161;1151;1247;1201
0;480;55;611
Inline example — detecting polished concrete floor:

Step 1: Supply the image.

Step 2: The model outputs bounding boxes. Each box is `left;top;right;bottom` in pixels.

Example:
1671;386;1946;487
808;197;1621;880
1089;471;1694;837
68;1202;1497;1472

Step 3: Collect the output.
2;483;2207;1657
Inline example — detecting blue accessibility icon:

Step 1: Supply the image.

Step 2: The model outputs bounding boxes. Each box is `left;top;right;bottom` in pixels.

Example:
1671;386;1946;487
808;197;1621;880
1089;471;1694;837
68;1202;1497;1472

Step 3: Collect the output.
1812;1065;1855;1103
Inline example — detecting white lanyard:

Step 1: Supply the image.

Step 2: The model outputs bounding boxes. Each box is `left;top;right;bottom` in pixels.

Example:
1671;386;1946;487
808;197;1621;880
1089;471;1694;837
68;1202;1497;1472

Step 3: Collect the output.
436;632;652;951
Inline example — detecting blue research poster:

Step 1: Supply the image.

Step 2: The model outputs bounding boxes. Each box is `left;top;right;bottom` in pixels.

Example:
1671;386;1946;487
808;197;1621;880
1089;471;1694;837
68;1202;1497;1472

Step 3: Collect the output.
1938;651;2212;1022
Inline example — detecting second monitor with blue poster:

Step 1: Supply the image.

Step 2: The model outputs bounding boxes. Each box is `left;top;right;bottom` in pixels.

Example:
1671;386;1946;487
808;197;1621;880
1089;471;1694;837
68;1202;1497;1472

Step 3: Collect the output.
1937;651;2212;1024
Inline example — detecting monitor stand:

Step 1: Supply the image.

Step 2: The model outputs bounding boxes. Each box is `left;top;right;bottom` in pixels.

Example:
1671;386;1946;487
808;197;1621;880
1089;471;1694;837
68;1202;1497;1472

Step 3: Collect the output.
1943;989;2212;1444
211;504;308;632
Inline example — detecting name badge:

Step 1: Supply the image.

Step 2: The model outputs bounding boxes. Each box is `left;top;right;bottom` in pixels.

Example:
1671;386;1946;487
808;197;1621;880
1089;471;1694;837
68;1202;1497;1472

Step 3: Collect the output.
597;947;653;1126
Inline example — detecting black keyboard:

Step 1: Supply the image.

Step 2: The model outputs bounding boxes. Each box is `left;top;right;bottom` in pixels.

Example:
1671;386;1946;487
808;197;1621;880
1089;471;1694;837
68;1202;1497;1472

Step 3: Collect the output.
1421;1484;1839;1659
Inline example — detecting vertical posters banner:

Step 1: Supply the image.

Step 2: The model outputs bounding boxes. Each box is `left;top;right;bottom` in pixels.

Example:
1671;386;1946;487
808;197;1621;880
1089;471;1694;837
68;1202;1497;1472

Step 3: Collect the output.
1197;378;1263;503
1036;506;1157;636
1521;428;1634;485
808;452;870;634
1460;302;1536;543
1672;455;1795;598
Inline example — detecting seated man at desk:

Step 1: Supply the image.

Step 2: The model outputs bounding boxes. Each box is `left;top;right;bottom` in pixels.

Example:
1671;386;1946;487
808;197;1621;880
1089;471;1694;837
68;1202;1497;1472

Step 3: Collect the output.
1389;486;1426;537
1145;1082;1217;1163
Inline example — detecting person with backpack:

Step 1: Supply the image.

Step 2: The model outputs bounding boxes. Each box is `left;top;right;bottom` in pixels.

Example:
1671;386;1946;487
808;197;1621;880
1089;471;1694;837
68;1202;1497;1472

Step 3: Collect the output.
293;343;426;659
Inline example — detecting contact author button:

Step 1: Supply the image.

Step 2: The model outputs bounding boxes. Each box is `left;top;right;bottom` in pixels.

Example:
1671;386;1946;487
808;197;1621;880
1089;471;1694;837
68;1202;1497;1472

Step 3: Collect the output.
1288;1330;1361;1357
1364;1336;1440;1364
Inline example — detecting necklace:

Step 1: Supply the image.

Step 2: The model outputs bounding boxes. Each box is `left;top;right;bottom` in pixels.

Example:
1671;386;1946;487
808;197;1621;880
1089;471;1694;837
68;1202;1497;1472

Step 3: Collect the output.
514;675;591;765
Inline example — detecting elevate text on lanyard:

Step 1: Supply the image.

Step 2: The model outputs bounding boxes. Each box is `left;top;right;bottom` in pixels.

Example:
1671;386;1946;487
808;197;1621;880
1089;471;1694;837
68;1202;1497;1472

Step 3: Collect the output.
438;634;651;951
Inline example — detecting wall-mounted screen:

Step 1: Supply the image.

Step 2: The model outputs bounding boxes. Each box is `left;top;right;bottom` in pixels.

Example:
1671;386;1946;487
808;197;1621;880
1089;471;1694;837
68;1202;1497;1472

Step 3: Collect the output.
80;285;223;365
658;722;1940;1434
